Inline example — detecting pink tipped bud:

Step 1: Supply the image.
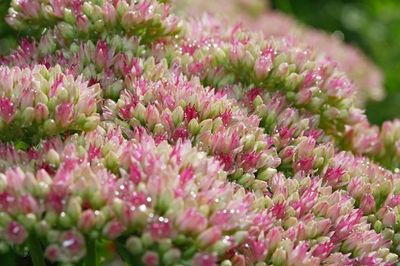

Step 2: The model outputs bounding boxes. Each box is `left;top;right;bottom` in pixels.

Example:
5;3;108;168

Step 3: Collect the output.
381;208;396;227
192;253;217;266
55;103;74;127
312;241;334;260
45;244;61;262
294;157;314;173
266;227;282;251
324;167;345;186
178;208;207;234
184;104;198;122
17;0;41;18
142;251;159;266
103;220;125;239
35;103;49;122
197;226;222;247
279;146;295;163
296;88;313;105
76;14;90;33
360;194;376;214
149;217;171;240
103;3;117;25
60;231;85;260
229;44;245;65
254;55;273;80
145;105;161;128
240;151;261;171
0;97;15;124
95;41;109;69
78;210;97;233
6;221;27;245
20;195;39;214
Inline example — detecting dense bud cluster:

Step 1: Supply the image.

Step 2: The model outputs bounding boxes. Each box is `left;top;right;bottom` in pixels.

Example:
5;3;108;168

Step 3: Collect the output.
0;65;100;143
175;0;384;106
7;0;181;44
0;0;399;265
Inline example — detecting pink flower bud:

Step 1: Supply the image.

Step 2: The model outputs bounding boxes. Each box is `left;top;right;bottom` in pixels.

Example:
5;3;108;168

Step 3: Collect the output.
254;55;273;80
50;74;64;97
18;0;41;18
326;74;354;98
324;167;345;186
172;127;189;141
142;251;159;266
296;88;313;105
266;227;281;251
20;88;36;109
178;208;207;234
240;151;261;171
220;109;232;126
229;44;245;65
216;153;234;171
145;105;161;128
192;253;217;266
184;104;198;122
6;221;27;245
129;163;142;185
360;194;376;214
103;3;117;25
20;195;39;214
0;97;15;124
312;241;334;260
35;103;49;122
381;208;396;227
288;242;309;265
103;220;125;239
78;210;97;232
388;195;400;208
294;157;314;173
45;244;61;262
76;14;90;33
197;226;222;247
55;103;74;127
95;41;109;69
270;202;286;220
279;146;295;163
332;210;362;242
149;217;171;240
60;230;86;260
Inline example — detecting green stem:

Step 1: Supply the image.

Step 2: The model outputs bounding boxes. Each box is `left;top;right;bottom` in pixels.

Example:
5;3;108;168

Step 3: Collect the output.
28;235;45;266
85;238;96;266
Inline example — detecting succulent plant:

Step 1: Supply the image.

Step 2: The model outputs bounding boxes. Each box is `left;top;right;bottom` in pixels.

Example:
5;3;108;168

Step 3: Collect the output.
0;0;399;265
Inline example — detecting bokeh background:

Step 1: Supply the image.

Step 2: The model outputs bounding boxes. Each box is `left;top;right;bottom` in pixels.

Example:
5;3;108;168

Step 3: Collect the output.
270;0;400;125
1;0;399;124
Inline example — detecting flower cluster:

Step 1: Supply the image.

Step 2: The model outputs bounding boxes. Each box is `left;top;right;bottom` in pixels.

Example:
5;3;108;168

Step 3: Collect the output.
0;65;100;144
7;0;181;44
103;65;281;190
0;127;258;264
3;34;147;99
0;0;399;265
174;0;384;106
173;17;362;138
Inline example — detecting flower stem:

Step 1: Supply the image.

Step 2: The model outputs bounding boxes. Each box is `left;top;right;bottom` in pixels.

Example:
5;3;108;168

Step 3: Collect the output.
85;238;96;266
28;235;45;266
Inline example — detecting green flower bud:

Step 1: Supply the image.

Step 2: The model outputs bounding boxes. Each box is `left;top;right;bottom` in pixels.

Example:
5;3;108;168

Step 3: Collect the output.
126;236;143;255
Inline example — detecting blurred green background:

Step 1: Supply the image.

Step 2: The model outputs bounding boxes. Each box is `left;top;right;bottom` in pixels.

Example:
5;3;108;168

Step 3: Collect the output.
0;1;17;57
271;0;400;124
0;0;399;124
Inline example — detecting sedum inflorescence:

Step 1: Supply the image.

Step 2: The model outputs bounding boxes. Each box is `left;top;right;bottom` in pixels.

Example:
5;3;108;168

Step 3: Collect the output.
0;0;399;265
